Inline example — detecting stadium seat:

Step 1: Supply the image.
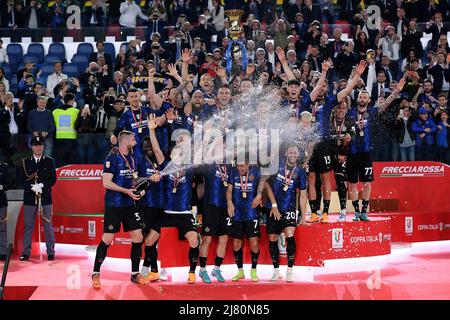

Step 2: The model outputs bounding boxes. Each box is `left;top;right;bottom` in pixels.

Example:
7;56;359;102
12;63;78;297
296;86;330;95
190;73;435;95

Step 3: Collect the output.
39;63;56;77
26;43;45;63
62;63;80;78
48;43;66;63
44;54;64;64
6;43;23;73
77;43;94;57
0;63;12;80
104;42;116;64
71;54;89;74
21;53;41;64
9;74;18;95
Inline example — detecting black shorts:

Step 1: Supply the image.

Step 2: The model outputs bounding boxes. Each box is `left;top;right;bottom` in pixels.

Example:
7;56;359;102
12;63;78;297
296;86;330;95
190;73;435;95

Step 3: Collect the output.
155;213;198;238
202;204;231;237
103;206;142;233
141;206;164;234
230;218;261;239
332;154;347;177
346;152;374;183
266;210;298;235
309;141;335;173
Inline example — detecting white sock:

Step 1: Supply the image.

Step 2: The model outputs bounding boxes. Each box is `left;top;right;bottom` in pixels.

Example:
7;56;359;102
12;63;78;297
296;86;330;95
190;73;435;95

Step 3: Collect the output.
141;266;149;275
274;268;280;273
200;267;206;272
131;272;139;276
287;267;293;272
213;266;220;271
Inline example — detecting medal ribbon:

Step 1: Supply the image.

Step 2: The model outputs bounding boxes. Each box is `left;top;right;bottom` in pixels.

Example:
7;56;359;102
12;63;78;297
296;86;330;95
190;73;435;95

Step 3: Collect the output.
284;164;296;187
239;171;249;194
217;165;227;182
131;108;143;132
119;151;136;175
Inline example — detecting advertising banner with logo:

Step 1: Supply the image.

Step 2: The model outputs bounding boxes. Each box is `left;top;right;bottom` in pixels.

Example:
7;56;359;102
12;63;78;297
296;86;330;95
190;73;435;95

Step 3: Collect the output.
14;162;448;261
371;162;450;213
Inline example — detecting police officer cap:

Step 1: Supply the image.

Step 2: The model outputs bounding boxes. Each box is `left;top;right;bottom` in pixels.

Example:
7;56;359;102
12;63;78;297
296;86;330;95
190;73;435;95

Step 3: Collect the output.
31;135;44;146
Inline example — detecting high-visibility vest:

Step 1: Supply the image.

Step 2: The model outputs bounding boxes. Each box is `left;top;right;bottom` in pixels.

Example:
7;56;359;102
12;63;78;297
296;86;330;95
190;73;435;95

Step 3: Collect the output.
53;107;79;139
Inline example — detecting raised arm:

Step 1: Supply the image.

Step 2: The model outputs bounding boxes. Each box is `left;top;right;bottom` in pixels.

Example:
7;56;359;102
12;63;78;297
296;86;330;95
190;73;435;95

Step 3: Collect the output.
337;60;367;102
378;77;406;113
148;68;164;108
147;113;165;164
310;59;332;102
275;47;295;81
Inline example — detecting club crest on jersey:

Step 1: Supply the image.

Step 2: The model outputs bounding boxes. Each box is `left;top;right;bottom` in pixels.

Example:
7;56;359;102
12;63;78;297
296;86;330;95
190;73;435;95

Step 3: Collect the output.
106;161;110;168
249;175;254;182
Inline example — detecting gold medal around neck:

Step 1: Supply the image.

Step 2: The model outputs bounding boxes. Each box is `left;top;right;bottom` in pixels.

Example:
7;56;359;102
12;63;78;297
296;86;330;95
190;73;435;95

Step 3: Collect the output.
359;131;364;137
311;116;316;122
223;181;228;187
172;187;177;194
132;171;138;180
138;127;142;134
242;191;247;199
283;184;289;192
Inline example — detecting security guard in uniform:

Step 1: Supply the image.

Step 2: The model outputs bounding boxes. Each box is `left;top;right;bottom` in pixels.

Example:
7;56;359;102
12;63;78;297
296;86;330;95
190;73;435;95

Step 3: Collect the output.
20;136;57;261
0;160;10;261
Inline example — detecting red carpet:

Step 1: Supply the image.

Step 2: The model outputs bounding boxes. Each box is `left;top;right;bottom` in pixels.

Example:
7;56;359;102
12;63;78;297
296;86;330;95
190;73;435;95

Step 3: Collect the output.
1;244;450;300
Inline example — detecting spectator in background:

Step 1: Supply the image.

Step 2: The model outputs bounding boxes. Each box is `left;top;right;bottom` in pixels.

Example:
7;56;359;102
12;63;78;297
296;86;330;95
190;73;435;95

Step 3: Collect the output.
330;28;345;61
436;34;450;54
27;96;55;157
412;107;437;161
0;83;7;108
192;15;214;52
0;40;9;64
354;31;372;60
119;0;149;39
301;0;322;25
75;104;96;164
23;0;45;34
210;0;225;33
425;11;448;51
401;20;423;59
0;68;10;93
83;0;105;28
90;41;113;71
428;51;450;97
48;0;67;42
378;26;401;62
146;0;167;21
52;93;79;166
396;104;416;162
47;62;68;99
436;110;450;164
269;19;290;50
1;1;22;41
335;41;358;80
146;11;167;43
245;19;261;42
0;92;26;164
338;0;358;21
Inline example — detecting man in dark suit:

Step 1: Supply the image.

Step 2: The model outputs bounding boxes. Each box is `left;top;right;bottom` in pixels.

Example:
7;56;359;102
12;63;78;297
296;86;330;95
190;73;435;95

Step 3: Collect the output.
401;20;424;58
293;13;308;39
307;45;323;72
376;55;399;85
337;0;359;21
191;15;214;52
301;0;321;24
167;30;190;63
254;48;274;82
89;41;113;69
145;11;167;43
424;12;448;51
330;28;346;61
20;135;57;261
371;70;390;100
428;52;450;96
216;18;231;49
83;0;105;27
143;42;171;72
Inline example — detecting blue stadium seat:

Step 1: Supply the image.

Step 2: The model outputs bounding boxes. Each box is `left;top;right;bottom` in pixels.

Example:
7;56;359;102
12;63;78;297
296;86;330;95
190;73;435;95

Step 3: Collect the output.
48;43;66;62
39;63;56;77
21;54;41;64
71;54;89;74
6;43;23;73
104;42;116;65
44;54;64;64
26;43;45;63
77;43;94;56
0;63;12;80
62;63;80;78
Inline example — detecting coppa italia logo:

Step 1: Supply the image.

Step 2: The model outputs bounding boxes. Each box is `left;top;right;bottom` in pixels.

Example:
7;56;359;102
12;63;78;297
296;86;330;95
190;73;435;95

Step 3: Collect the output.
380;165;445;178
58;169;103;181
332;228;344;249
405;217;413;235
